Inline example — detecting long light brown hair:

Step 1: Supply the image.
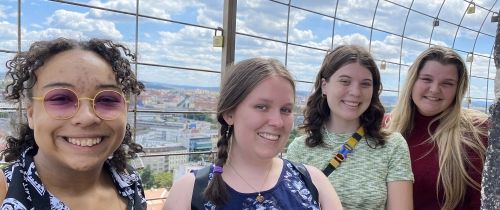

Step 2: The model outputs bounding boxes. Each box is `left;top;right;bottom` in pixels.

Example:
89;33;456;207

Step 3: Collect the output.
387;46;488;209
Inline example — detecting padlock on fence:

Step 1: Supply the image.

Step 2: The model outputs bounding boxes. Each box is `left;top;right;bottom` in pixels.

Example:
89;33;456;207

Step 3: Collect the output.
213;27;224;47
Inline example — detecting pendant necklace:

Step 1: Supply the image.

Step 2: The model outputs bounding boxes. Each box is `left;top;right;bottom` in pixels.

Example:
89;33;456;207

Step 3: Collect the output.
228;160;272;202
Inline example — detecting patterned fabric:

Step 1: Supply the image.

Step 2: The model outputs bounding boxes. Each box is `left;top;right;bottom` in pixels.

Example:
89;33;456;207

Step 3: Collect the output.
286;132;414;210
1;147;147;210
200;159;319;210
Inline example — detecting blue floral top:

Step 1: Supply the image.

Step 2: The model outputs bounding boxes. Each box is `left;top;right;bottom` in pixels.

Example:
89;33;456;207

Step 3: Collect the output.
201;159;320;210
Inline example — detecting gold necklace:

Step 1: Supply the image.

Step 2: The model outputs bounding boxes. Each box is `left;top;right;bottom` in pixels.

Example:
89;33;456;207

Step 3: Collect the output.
227;161;272;202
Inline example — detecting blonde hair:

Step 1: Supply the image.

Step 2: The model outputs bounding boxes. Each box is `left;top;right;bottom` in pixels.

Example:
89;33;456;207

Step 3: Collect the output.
387;46;488;210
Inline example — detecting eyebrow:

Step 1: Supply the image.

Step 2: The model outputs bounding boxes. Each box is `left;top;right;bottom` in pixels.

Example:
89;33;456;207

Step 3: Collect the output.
337;75;373;82
42;82;120;90
419;74;458;82
256;98;294;106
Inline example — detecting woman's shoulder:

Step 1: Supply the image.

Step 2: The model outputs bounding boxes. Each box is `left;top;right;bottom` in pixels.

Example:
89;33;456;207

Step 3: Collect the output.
382;132;408;147
288;134;308;149
163;172;195;210
285;134;312;160
292;134;308;143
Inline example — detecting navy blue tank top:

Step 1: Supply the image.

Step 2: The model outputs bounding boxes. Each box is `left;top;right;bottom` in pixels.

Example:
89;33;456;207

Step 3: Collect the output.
202;159;320;210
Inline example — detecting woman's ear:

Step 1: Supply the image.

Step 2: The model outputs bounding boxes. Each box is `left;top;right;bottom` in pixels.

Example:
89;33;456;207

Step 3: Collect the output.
27;104;34;129
222;111;234;125
321;78;327;95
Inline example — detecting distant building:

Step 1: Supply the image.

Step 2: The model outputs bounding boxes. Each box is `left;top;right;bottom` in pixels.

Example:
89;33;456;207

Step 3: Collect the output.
188;136;213;162
142;145;188;172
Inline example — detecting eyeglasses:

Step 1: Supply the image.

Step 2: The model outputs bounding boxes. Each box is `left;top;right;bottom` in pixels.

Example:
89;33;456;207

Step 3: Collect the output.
32;88;128;120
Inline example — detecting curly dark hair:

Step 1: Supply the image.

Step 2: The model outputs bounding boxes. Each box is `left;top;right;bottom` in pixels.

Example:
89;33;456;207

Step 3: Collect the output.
2;37;145;172
301;45;387;148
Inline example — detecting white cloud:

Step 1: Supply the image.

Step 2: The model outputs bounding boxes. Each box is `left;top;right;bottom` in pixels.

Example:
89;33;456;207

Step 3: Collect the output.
0;21;16;39
371;35;403;64
333;33;369;48
287;10;315;42
336;0;378;27
25;28;86;42
236;0;289;41
43;9;122;40
88;0;136;16
87;0;205;21
138;26;221;72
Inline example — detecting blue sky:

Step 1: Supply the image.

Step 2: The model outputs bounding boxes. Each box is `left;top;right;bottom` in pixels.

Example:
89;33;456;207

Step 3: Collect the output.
0;0;497;103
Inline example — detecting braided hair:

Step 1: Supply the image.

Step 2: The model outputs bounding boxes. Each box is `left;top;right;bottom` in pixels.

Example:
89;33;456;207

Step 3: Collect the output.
202;57;295;206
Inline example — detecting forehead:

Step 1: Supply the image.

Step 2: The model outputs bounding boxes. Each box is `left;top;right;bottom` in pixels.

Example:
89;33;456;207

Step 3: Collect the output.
419;60;458;80
243;76;294;102
332;62;372;78
34;49;118;91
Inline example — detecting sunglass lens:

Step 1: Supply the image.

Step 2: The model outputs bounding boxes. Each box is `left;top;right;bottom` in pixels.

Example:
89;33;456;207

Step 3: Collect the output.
43;89;78;119
94;91;125;120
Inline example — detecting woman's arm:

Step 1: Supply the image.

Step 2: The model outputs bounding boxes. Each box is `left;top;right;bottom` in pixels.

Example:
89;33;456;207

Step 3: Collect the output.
162;173;195;210
305;165;343;210
386;181;413;210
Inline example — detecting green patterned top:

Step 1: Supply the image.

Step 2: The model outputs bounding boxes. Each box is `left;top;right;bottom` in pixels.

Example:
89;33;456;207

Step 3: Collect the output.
286;131;414;210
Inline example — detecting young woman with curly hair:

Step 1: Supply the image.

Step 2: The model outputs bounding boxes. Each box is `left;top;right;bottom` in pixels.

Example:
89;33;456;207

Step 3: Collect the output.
0;37;146;209
287;45;414;210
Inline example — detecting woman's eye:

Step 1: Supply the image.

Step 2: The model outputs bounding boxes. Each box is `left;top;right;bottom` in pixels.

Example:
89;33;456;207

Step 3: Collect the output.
281;107;292;114
255;105;267;110
361;82;372;87
339;80;350;85
420;77;432;82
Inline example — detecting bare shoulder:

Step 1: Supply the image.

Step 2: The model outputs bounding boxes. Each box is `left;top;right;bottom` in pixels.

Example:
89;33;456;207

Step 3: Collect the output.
163;173;195;210
0;168;7;201
303;164;329;194
303;165;324;181
303;165;343;209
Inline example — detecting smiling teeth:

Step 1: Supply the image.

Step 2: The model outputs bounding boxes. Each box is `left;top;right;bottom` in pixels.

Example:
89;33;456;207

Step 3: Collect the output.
344;101;359;107
259;132;280;141
67;137;102;147
425;96;440;101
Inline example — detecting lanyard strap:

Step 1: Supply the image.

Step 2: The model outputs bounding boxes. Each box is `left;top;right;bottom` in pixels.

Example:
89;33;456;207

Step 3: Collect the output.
322;127;365;176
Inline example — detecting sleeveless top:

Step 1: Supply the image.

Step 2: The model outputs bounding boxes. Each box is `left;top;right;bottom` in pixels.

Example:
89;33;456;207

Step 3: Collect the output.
200;159;320;210
1;147;147;210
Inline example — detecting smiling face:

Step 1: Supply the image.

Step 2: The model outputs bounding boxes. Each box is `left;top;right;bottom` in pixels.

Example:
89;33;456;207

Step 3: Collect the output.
223;76;294;160
411;60;458;116
27;49;127;172
322;62;373;130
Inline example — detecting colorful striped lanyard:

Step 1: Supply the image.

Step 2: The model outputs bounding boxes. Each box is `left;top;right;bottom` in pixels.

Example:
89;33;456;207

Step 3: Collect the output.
322;127;365;176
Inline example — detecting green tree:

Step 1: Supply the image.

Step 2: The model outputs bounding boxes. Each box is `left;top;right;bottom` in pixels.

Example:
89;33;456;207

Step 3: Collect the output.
139;166;155;189
153;171;173;189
